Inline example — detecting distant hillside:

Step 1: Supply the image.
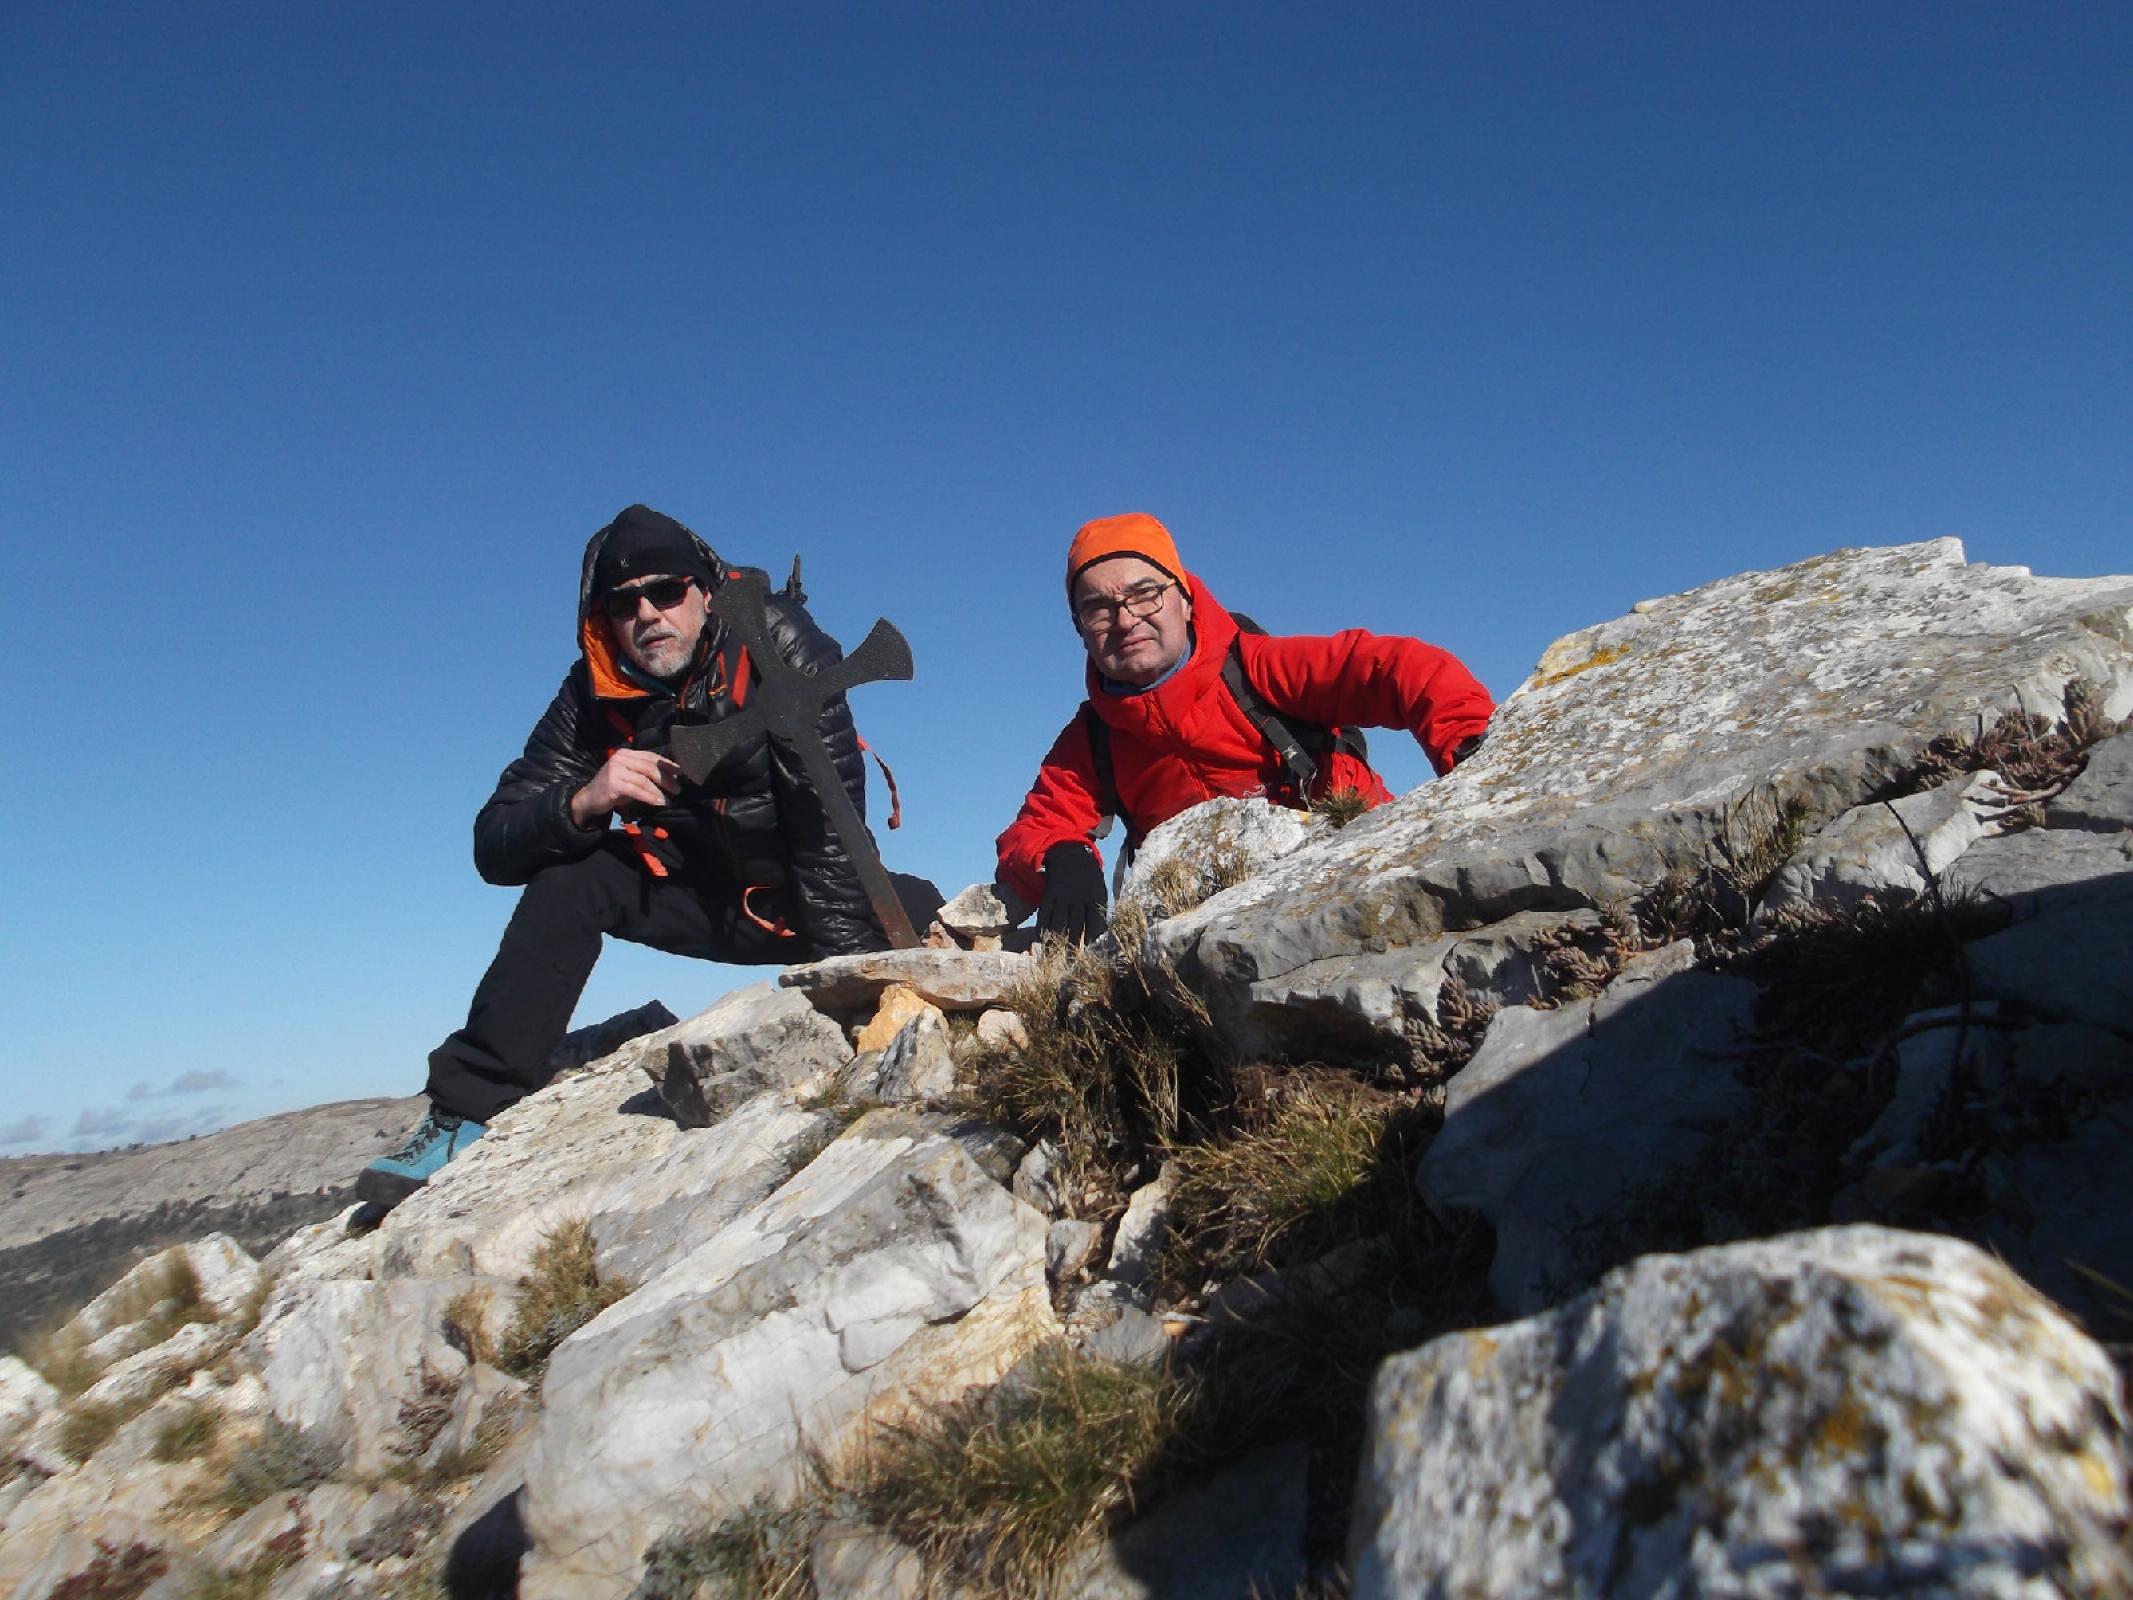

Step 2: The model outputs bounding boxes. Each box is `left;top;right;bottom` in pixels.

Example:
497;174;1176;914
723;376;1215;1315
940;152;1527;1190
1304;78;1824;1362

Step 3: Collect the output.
0;1096;422;1349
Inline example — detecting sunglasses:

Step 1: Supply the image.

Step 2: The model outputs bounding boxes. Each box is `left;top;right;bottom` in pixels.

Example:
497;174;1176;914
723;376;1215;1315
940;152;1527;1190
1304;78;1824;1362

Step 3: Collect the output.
600;576;697;620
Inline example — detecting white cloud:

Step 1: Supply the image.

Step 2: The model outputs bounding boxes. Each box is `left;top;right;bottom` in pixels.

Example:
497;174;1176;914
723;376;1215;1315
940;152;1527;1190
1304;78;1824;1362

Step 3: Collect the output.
126;1069;242;1102
0;1116;53;1149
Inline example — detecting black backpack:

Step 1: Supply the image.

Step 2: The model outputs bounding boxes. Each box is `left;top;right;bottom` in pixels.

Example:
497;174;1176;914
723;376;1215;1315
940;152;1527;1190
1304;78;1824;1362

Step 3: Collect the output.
1082;614;1370;847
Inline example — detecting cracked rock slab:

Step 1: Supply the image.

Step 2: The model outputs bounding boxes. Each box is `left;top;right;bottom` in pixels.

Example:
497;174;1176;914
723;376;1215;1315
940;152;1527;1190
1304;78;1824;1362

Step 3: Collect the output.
1144;541;2133;1058
782;948;1034;1011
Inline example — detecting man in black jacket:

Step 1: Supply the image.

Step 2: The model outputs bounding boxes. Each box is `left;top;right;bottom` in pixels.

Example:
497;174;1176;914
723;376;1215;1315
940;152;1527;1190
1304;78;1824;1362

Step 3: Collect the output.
358;505;895;1207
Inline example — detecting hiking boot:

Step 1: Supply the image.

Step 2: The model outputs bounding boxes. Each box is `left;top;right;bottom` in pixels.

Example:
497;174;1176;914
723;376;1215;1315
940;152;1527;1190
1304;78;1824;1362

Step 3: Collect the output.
355;1109;488;1208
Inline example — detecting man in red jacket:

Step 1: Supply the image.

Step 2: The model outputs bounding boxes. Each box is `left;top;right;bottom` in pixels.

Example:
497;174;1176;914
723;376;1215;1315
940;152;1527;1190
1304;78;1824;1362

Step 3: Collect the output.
996;513;1495;941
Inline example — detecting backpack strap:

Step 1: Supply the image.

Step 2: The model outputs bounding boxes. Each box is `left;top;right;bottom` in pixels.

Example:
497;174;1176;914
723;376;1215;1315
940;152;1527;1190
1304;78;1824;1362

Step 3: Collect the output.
1081;702;1132;844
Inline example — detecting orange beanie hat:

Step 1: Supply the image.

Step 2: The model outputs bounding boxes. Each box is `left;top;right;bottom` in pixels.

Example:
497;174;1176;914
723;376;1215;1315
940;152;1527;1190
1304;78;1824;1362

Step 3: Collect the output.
1065;513;1185;594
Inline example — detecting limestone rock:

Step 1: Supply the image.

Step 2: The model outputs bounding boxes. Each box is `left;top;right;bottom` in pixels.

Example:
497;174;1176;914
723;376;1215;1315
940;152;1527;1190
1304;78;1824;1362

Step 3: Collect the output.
0;1355;57;1452
373;1061;836;1289
975;1006;1029;1052
1349;1226;2133;1599
1106;1164;1178;1288
1418;944;1755;1313
811;1522;927;1600
1237;909;1599;1063
2050;725;2133;831
938;881;1023;938
783;947;1034;1010
1146;541;2133;1057
1119;795;1322;919
634;981;852;1128
1047;1218;1103;1280
852;1009;957;1104
1758;769;2013;916
1943;824;2133;916
1066;1443;1307;1599
241;1276;467;1477
1012;1139;1064;1215
514;1110;1056;1597
854;982;939;1053
1960;854;2133;1035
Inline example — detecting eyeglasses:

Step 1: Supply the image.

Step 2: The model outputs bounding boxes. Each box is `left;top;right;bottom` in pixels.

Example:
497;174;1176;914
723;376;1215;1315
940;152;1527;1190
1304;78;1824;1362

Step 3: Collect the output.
1073;579;1176;632
600;576;696;620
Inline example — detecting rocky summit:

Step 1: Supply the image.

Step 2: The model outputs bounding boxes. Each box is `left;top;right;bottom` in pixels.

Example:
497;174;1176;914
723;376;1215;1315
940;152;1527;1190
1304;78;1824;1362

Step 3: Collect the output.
3;540;2130;1599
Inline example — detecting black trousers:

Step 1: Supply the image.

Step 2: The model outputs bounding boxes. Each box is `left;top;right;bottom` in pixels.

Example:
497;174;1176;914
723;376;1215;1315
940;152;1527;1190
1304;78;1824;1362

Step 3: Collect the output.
424;840;820;1124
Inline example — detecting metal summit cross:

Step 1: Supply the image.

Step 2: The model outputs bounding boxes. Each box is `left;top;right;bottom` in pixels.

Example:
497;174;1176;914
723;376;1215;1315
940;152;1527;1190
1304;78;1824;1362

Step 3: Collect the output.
666;570;921;948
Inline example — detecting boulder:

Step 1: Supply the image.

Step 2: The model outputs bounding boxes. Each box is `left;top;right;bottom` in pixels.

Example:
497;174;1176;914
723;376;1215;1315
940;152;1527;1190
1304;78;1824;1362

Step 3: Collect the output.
1349;1227;2133;1600
636;981;852;1127
1119;796;1322;918
2051;727;2133;831
514;1110;1055;1598
1146;541;2133;1057
1418;943;1755;1313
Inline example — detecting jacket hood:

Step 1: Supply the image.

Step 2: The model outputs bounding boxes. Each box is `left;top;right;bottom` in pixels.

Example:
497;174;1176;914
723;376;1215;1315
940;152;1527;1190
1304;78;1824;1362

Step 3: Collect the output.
1083;571;1237;724
575;510;726;701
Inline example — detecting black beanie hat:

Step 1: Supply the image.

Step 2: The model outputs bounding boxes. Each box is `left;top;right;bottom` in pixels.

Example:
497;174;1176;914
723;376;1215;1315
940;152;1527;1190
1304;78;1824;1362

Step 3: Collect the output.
591;505;718;595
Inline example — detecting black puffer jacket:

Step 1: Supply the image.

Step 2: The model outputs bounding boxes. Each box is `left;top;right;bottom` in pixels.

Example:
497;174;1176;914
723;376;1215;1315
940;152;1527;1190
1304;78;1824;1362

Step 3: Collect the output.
470;518;885;956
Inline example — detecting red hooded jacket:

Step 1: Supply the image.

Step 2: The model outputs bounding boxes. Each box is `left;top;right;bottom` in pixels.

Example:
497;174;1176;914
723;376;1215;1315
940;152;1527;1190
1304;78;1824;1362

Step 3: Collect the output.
996;575;1495;904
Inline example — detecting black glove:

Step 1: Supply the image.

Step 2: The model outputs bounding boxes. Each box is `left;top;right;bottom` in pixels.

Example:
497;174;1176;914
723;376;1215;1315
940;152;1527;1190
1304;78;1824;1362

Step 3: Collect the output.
1037;841;1108;944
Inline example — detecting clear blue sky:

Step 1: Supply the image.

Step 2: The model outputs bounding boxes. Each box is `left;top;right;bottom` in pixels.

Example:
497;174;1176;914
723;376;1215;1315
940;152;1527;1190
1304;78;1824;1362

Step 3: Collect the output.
4;4;2128;1154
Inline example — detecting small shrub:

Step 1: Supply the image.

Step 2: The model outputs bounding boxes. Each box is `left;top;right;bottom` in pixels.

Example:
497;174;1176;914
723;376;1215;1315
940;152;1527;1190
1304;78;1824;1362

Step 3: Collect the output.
152;1402;220;1463
219;1415;341;1513
1640;789;1813;948
497;1219;632;1380
638;1496;822;1600
856;1342;1195;1593
49;1540;168;1600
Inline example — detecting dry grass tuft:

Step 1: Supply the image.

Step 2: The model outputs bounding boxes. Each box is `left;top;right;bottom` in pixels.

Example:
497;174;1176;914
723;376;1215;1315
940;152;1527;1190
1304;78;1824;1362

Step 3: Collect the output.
638;1496;822;1600
57;1393;154;1463
23;1326;104;1400
964;941;1187;1216
151;1402;220;1463
855;1342;1195;1594
1165;1077;1405;1279
1310;787;1372;828
497;1218;632;1381
217;1414;341;1514
441;1286;495;1367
